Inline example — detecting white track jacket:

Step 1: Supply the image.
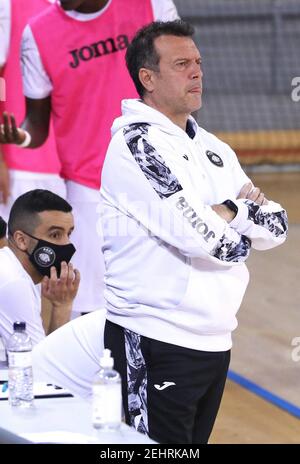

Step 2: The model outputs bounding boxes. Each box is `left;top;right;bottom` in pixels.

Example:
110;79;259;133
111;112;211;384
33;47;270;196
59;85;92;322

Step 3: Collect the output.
100;99;288;351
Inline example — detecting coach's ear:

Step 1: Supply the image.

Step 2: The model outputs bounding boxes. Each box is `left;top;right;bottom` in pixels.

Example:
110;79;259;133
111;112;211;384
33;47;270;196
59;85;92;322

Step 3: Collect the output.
139;67;156;94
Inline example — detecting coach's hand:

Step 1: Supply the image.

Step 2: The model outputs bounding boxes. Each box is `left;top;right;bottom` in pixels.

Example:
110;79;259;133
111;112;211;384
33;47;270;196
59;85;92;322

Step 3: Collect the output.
237;182;268;206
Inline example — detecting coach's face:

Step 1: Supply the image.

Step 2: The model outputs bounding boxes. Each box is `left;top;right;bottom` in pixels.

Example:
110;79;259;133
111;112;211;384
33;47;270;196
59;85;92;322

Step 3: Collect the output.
143;35;203;123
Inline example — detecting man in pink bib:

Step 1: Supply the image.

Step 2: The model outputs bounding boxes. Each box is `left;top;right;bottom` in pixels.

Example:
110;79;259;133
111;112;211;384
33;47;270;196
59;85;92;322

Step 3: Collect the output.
0;0;65;222
0;0;178;315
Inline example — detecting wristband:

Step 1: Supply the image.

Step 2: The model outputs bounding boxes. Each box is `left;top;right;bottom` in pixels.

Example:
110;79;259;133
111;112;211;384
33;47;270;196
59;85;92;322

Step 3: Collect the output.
18;130;32;148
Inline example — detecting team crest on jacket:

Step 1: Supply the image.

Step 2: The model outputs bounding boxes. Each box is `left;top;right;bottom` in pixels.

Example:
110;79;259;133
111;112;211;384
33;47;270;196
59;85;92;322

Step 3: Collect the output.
206;150;224;167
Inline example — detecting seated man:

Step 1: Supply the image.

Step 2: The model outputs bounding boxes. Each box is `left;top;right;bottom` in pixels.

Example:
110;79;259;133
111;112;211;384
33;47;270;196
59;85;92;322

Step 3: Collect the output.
0;189;80;346
0;216;7;248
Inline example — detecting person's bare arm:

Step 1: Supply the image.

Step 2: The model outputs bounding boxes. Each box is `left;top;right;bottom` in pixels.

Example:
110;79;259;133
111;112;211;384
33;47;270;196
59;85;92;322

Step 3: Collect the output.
0;96;51;147
41;262;80;334
0;65;10;203
0;145;9;204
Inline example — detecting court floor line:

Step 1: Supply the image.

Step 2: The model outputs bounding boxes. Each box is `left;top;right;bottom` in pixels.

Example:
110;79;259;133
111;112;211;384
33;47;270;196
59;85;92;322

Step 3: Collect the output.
228;370;300;419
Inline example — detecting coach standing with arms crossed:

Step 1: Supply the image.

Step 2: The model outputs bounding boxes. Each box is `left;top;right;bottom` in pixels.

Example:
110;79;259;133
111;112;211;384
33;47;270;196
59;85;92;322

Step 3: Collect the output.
101;20;288;444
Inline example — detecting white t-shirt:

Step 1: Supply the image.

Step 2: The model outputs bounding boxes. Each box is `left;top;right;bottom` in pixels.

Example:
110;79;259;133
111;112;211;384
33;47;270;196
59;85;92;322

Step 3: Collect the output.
33;310;106;398
0;247;44;347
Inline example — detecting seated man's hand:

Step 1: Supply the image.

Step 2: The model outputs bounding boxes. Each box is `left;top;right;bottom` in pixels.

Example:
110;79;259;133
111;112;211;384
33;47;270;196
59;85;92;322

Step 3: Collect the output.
237;182;268;206
41;261;80;307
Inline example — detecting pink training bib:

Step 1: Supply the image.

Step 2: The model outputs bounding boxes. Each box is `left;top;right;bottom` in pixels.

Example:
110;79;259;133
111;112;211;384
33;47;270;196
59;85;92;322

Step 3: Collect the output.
30;0;154;188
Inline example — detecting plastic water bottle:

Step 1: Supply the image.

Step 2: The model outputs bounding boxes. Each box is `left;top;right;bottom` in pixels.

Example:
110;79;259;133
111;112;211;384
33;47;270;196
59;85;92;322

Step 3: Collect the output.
0;333;7;366
7;321;34;408
92;349;122;430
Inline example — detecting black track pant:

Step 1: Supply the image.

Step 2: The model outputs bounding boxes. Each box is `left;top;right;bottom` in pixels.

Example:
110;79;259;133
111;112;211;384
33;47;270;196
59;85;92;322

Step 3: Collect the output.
104;319;230;444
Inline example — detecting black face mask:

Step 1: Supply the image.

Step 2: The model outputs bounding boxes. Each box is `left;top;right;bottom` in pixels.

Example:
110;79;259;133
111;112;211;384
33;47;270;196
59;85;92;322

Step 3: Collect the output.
23;232;76;277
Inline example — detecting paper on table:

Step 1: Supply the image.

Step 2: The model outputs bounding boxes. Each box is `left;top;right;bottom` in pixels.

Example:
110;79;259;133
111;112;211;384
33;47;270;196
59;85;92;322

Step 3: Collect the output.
0;382;72;400
20;431;100;444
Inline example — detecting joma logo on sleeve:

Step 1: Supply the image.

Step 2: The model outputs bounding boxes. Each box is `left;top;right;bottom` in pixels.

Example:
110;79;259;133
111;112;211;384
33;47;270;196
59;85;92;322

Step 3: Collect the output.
176;197;216;242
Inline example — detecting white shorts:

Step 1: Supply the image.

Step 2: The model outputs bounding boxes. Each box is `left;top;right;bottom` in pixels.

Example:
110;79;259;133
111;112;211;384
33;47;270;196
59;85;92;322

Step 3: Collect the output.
0;169;67;222
66;180;105;314
32;310;106;398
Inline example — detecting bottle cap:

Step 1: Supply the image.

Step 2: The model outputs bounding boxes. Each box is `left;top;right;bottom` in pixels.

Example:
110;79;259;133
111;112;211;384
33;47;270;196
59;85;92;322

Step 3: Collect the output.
13;321;26;332
100;349;114;368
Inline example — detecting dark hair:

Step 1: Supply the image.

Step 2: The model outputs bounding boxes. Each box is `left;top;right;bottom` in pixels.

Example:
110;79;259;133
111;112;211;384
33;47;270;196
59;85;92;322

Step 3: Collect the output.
8;189;72;236
0;216;6;239
126;20;195;98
